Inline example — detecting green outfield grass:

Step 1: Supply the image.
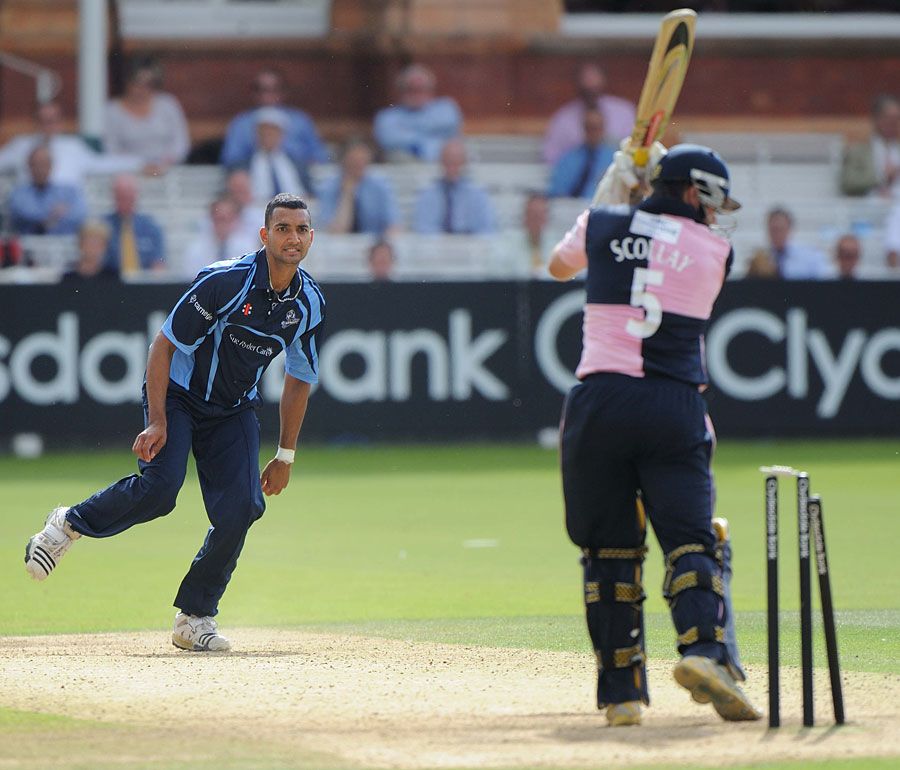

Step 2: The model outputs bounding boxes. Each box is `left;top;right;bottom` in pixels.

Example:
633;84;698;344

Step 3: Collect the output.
1;439;898;770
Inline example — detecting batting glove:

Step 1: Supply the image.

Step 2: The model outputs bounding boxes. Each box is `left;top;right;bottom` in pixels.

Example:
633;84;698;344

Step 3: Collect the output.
591;139;667;207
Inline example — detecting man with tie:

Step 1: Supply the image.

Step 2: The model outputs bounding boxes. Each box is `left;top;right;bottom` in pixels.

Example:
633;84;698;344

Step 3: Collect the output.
317;139;401;235
102;174;165;276
180;196;262;280
745;207;830;279
547;109;616;200
248;108;313;202
412;138;496;234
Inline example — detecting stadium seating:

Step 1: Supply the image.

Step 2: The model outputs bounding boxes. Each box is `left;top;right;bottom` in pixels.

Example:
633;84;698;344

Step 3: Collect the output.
1;131;897;281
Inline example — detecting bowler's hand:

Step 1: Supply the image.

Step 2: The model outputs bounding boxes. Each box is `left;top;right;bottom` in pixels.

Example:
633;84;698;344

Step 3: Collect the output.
133;421;167;462
261;459;292;496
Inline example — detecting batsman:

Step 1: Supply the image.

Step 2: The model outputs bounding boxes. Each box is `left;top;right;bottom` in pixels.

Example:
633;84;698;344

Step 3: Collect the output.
548;138;761;726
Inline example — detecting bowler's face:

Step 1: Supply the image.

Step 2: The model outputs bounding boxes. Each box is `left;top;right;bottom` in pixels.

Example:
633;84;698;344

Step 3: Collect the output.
260;207;314;267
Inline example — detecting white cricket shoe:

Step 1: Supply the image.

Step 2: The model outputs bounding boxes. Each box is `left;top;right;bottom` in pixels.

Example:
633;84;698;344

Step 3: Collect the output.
172;612;232;652
24;506;80;581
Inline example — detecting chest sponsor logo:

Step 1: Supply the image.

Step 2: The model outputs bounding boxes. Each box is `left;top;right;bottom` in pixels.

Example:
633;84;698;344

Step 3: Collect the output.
228;333;274;357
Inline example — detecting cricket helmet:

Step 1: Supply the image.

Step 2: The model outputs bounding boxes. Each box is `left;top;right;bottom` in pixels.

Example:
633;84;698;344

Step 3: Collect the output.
652;143;741;212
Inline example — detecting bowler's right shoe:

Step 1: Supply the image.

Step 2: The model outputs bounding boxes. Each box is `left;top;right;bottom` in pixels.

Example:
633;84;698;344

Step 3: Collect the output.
24;506;80;581
606;701;642;727
172;612;232;652
673;655;762;721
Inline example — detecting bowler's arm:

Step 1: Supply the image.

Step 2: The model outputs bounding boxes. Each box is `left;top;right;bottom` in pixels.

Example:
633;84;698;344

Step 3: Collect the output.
260;373;311;496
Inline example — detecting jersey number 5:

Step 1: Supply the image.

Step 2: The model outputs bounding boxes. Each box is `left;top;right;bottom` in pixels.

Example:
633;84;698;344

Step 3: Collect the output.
626;267;664;339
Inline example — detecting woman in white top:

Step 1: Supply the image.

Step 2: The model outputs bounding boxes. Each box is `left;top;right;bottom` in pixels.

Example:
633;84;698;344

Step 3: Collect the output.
104;58;190;175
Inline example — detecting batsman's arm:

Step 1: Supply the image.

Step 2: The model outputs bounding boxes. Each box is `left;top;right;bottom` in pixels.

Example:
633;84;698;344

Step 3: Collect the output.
261;373;311;496
548;210;589;281
132;332;176;462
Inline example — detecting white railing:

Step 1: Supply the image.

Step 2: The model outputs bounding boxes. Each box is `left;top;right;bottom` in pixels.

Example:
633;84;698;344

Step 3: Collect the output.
0;52;61;103
561;13;900;40
116;0;331;39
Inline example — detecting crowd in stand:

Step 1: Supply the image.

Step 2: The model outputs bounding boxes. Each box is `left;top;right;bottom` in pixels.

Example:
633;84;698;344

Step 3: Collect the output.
0;55;898;283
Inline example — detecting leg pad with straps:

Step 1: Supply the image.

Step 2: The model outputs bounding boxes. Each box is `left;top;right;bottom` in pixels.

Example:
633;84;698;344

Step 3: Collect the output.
662;543;727;659
581;547;649;707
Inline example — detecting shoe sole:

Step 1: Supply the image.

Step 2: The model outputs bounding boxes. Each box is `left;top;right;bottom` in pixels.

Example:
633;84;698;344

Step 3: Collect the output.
24;537;54;581
673;657;761;721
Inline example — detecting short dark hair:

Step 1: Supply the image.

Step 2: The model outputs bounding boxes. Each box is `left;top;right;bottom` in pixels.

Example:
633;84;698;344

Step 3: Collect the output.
767;206;794;226
367;240;395;262
264;194;310;228
127;56;163;88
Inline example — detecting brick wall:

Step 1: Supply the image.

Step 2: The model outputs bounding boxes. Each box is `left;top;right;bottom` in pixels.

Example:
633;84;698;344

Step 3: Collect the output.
1;3;896;144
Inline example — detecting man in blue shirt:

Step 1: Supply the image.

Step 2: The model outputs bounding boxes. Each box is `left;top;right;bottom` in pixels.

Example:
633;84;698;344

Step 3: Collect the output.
412;139;496;234
25;194;325;653
547;108;616;199
373;64;463;162
7;145;87;235
745;207;831;279
220;69;328;170
318;139;401;235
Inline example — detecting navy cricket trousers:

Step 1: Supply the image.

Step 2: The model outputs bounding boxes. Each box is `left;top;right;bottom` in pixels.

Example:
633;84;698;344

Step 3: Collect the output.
67;383;265;617
561;372;716;554
561;372;725;705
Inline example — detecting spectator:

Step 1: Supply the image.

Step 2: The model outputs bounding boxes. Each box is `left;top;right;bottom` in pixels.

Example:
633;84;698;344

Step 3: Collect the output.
0;100;141;185
102;174;165;276
223;169;266;244
373;64;463;162
744;207;830;279
521;192;553;276
104;57;191;175
181;197;260;280
883;199;900;269
367;240;397;282
547;108;616;199
543;63;636;164
220;69;328;169
7;145;87;235
840;94;900;198
62;220;118;283
318;139;401;235
412;138;497;234
247;108;314;201
497;191;555;278
832;233;862;280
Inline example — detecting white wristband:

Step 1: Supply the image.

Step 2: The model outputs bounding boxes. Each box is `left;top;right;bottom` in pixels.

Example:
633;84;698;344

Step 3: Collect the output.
275;446;295;464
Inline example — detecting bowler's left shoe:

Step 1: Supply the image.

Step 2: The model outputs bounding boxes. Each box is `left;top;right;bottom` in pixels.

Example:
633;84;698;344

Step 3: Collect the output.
24;506;80;581
673;655;762;721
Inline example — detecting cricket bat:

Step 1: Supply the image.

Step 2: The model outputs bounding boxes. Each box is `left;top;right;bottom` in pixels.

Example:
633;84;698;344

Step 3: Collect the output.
591;8;697;205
